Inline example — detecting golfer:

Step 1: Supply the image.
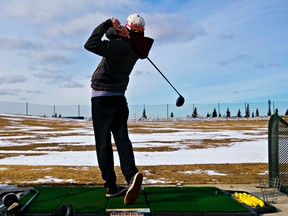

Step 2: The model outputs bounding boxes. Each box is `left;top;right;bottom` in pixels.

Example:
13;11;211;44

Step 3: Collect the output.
84;14;153;205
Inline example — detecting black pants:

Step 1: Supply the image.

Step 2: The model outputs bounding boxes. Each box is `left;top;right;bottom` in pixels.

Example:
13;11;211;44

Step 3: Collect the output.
91;96;138;188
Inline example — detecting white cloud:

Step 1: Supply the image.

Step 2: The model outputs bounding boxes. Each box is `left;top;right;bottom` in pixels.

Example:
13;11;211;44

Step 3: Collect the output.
0;89;21;96
219;54;252;66
0;0;287;106
0;75;27;84
144;13;206;43
0;36;42;50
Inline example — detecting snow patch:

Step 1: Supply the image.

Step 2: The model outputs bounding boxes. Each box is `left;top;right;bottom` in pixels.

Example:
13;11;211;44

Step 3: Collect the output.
179;169;228;176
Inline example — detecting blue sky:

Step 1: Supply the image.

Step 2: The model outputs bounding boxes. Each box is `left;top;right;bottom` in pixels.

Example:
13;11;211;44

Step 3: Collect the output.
0;0;287;107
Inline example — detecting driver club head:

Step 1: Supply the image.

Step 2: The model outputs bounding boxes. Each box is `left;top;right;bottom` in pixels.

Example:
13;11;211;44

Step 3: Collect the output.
176;95;185;107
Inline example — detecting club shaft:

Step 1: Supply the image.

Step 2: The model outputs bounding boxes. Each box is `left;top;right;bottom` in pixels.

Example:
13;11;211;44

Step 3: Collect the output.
128;36;181;96
146;56;182;96
19;189;39;213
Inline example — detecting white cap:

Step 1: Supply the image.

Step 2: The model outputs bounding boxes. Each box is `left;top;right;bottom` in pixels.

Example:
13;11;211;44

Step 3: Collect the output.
125;14;145;32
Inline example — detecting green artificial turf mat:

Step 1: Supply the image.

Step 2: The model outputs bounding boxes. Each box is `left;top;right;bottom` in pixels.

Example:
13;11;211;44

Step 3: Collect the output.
19;186;257;215
24;186;106;214
144;186;249;213
58;186;107;213
25;187;72;213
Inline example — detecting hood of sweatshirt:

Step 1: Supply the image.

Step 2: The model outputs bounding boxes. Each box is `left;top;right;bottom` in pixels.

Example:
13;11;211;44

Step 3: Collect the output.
105;28;154;59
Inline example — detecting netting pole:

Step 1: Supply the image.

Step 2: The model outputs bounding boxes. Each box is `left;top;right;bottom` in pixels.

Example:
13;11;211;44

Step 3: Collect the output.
26;102;28;115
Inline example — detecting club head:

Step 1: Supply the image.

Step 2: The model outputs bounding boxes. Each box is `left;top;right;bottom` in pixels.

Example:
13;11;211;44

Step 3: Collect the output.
2;193;20;212
54;204;74;216
176;95;185;107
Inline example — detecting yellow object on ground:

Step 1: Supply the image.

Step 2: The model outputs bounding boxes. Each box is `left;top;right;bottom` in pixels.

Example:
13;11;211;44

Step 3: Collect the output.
234;192;265;207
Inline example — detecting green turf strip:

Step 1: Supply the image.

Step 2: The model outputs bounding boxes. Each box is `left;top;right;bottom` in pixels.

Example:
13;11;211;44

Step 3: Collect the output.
58;186;107;213
144;186;249;213
25;186;106;214
24;187;72;213
22;186;251;214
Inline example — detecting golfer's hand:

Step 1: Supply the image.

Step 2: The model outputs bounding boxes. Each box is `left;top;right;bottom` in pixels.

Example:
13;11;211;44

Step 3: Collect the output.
118;26;129;38
111;18;121;30
111;18;129;38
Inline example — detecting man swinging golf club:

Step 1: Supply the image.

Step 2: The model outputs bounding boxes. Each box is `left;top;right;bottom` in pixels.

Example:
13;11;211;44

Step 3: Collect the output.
84;14;153;205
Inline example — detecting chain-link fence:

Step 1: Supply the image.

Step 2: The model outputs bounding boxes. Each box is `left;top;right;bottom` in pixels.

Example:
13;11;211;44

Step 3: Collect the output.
1;100;288;119
268;114;288;194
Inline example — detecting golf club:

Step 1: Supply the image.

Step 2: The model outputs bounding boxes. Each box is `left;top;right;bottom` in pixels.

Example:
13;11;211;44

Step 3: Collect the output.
1;188;39;215
128;35;185;107
18;188;39;213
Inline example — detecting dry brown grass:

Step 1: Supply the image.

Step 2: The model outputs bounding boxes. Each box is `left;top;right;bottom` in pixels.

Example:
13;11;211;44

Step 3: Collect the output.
0;163;268;186
0;114;282;186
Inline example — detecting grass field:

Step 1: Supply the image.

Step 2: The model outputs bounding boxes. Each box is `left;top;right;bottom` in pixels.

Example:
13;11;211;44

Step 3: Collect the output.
1;114;285;186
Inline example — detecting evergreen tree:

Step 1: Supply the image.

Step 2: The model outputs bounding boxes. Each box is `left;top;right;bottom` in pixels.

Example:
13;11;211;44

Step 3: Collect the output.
252;112;254;118
245;103;250;117
226;108;231;117
142;106;147;119
212;108;217;118
256;108;259;117
237;109;242;117
207;113;210;117
192;107;198;118
170;112;174;118
267;100;272;116
274;108;278;115
285;109;288;115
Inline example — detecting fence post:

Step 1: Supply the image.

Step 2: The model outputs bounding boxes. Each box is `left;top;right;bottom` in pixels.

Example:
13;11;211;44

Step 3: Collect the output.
26;102;28;115
167;104;169;119
78;105;80;117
